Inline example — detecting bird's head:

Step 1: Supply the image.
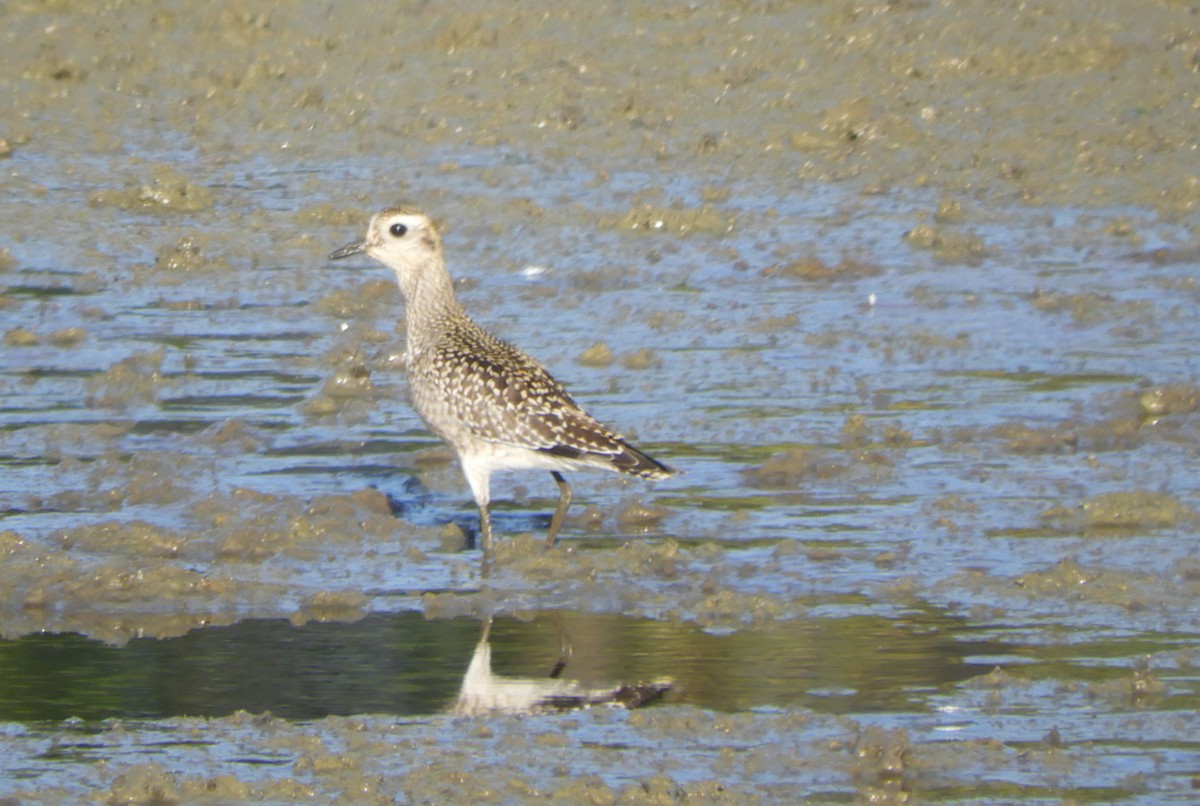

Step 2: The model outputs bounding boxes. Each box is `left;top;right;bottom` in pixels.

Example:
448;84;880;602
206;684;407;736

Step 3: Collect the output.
329;206;444;294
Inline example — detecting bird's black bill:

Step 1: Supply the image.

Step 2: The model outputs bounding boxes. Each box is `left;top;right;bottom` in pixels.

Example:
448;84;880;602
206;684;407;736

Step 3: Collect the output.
329;240;368;260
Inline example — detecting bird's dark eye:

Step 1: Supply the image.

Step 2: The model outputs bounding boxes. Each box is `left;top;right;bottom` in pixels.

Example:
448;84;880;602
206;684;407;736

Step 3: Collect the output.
389;222;408;237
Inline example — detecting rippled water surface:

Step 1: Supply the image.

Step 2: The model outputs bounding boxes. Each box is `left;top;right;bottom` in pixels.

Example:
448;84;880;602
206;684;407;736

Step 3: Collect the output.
3;1;1200;802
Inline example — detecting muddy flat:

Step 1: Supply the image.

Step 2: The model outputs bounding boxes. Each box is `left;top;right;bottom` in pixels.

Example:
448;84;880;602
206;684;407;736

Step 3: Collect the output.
2;2;1199;802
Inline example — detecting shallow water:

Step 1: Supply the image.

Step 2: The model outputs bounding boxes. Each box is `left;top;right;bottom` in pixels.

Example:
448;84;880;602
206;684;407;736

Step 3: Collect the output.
3;1;1200;802
0;610;1004;722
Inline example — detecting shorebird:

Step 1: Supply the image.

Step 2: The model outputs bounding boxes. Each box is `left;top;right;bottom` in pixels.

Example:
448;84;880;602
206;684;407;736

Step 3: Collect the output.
329;206;676;549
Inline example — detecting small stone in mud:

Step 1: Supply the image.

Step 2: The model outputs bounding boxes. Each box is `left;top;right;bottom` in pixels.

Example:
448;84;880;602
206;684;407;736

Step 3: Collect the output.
1139;384;1200;417
1086;666;1166;706
616;500;671;531
104;764;181;805
89;164;214;212
1078;490;1197;529
989;422;1079;454
1104;218;1139;240
750;313;798;334
789;129;839;150
294;203;366;227
822;96;883;143
1028;288;1151;326
292;590;369;625
772;255;833;280
47;326;87;346
315;279;397;318
150;236;230;276
933;198;967;223
2;327;38;346
59;519;185;558
320;364;373;398
203;419;264;452
572;503;607;531
349;487;393;516
903;223;986;262
437;522;470;552
1040;490;1198;532
621;348;661;370
841;414;870;448
617;203;735;236
768;255;881;281
85;349;168;409
579;341;615;367
302;394;340;416
743;448;843;489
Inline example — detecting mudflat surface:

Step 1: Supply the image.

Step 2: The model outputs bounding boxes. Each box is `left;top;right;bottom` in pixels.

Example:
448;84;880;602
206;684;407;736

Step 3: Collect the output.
2;1;1199;802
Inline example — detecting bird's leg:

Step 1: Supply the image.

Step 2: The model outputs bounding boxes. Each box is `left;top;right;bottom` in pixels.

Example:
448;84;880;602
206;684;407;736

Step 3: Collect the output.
546;471;573;548
548;610;573;679
478;502;494;552
464;462;494;553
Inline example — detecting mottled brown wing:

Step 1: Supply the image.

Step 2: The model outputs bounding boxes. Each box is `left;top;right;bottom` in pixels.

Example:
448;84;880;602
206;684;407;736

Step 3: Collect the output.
432;336;598;446
430;330;673;477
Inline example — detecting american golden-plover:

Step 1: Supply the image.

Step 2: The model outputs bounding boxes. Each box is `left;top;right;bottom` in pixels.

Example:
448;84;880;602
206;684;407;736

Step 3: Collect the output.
330;206;675;549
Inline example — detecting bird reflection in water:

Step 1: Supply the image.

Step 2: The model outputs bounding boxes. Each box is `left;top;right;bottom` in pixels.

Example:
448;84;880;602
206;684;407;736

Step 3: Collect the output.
452;615;672;716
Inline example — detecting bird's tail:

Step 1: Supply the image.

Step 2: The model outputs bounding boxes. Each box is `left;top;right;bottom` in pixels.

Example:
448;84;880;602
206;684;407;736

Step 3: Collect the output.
540;439;677;479
613;441;677;480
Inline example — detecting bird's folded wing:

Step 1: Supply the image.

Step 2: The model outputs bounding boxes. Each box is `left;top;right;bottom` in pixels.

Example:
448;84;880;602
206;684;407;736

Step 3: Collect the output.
433;341;623;453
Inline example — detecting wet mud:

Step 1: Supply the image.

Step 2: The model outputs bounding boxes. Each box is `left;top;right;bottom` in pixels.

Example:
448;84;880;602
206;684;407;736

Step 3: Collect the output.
2;0;1200;802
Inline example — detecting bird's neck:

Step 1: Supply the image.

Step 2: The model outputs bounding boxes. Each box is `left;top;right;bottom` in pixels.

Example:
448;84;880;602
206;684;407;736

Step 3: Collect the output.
396;264;463;357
